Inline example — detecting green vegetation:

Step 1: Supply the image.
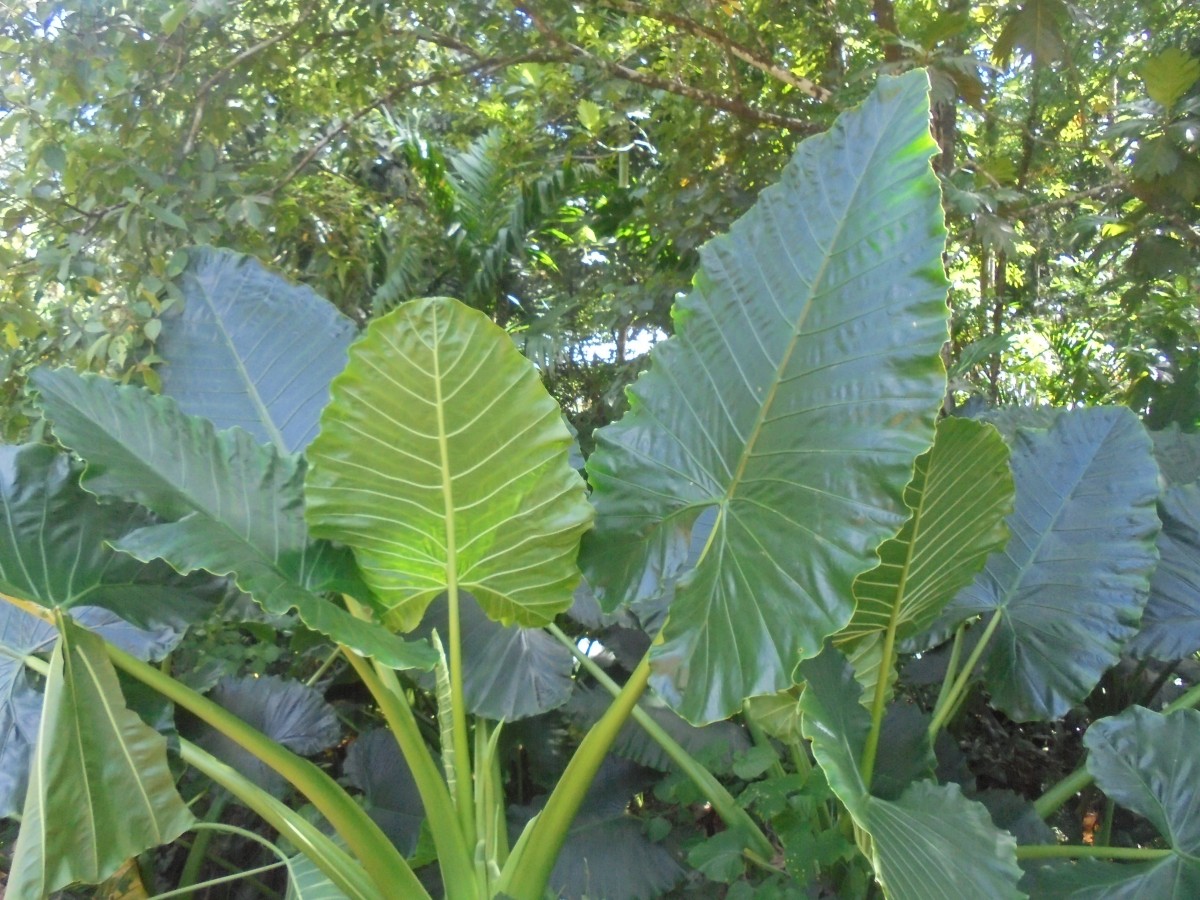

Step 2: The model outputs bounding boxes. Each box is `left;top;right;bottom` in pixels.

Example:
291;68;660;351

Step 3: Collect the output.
1;1;1199;897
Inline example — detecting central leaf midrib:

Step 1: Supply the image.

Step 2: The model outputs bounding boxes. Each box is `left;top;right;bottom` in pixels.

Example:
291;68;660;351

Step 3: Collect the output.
203;280;289;452
429;306;459;589
711;114;896;557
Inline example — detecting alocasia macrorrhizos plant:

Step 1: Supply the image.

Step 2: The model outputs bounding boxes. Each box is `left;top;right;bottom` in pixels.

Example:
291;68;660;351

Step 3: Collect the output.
2;68;1199;899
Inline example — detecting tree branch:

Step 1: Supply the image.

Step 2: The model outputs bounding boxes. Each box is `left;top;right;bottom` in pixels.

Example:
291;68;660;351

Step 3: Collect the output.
601;0;831;101
518;3;821;134
179;5;316;161
271;52;567;194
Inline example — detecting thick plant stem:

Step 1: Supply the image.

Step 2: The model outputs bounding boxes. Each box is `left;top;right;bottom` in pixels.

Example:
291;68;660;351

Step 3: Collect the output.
928;611;1002;739
930;622;966;714
496;651;653;900
104;643;420;900
445;587;477;849
548;624;775;859
178;739;383;900
176;791;229;899
1035;678;1200;819
430;326;477;853
862;599;907;788
341;648;476;900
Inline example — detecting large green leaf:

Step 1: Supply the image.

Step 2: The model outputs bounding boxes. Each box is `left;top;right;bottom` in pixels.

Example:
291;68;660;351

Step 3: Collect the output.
582;71;950;723
305;296;593;631
7;615;194;897
837;418;1013;700
1149;424;1200;486
158;247;357;452
1023;706;1200;897
0;442;214;627
944;407;1161;721
798;649;1024;900
31;369;433;669
1128;484;1200;660
0;604;186;817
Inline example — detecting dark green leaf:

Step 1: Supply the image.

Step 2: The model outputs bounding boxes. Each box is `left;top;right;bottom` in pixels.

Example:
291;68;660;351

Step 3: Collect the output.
946;407;1161;721
566;684;751;773
158;247;357;452
528;757;685;900
1128;484;1200;660
1150;425;1200;485
416;594;574;721
343;729;424;856
584;70;949;724
197;675;340;796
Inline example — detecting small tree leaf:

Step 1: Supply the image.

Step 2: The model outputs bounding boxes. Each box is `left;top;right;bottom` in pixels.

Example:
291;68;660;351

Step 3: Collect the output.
1140;48;1200;110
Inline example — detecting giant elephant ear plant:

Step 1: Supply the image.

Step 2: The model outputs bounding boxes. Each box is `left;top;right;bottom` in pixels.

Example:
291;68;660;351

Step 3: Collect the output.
2;69;1200;899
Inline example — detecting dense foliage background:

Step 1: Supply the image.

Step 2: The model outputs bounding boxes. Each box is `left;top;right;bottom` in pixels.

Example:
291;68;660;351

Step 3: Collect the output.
2;0;1197;440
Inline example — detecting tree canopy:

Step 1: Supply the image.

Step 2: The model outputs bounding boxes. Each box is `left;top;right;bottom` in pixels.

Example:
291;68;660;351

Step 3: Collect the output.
1;0;1198;438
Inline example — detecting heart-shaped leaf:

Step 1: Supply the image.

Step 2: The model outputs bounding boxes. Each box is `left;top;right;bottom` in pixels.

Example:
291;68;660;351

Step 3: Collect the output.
583;70;950;723
158;247;357;452
416;595;575;721
944;407;1160;720
305;296;593;631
